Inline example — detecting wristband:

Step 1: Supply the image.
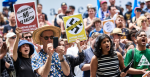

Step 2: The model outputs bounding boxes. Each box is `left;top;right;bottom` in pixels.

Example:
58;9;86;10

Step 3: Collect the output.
60;58;64;62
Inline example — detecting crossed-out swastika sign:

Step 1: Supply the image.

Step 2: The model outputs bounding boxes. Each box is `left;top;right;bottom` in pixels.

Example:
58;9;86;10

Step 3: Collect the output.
63;14;87;43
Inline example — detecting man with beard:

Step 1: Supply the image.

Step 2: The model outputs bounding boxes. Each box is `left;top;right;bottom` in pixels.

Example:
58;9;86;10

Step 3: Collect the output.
144;0;150;13
115;15;129;39
3;12;16;38
124;30;150;77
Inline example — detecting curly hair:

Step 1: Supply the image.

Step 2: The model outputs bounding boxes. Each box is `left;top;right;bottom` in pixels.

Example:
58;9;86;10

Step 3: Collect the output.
94;34;115;58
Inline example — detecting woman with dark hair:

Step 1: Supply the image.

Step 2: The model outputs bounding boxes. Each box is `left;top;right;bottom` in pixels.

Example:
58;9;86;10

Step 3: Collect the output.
13;28;36;77
90;34;127;77
127;29;137;47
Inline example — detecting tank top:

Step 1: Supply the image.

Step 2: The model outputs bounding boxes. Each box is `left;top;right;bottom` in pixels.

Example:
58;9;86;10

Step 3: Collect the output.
96;52;120;77
86;18;95;33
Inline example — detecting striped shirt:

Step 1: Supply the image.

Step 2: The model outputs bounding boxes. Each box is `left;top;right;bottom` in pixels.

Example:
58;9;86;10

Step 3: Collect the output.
96;53;120;77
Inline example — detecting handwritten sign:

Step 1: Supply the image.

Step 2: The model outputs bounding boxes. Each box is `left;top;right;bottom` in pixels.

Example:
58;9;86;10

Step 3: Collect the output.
102;19;115;35
14;2;39;32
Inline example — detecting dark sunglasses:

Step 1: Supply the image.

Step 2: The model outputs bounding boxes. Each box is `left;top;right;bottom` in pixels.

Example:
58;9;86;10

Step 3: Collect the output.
10;37;16;39
43;36;54;40
117;34;122;36
131;34;135;37
141;20;147;23
136;10;141;12
24;36;32;39
147;18;150;20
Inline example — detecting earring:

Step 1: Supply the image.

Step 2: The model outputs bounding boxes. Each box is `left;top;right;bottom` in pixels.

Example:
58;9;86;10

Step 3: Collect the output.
99;47;101;49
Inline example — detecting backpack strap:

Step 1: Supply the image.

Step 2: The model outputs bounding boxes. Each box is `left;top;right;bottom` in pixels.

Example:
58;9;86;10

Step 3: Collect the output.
131;49;135;67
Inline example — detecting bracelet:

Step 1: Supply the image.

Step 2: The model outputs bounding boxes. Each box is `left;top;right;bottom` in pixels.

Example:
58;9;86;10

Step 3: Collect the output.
60;58;64;62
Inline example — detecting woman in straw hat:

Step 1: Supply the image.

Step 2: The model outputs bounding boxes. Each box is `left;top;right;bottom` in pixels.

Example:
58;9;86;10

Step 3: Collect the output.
13;28;35;77
90;34;127;77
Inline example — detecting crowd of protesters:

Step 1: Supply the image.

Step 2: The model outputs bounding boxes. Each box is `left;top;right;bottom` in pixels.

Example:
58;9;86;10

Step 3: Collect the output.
1;0;150;77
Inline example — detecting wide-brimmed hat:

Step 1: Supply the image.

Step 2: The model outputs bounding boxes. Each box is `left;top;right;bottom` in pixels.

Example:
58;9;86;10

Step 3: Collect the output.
110;28;125;35
145;0;150;2
32;25;61;45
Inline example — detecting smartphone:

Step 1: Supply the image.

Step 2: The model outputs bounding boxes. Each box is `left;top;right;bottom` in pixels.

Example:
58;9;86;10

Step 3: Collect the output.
53;37;58;49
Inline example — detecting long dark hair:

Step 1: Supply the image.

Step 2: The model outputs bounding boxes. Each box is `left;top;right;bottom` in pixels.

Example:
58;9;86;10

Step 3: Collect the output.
94;34;115;58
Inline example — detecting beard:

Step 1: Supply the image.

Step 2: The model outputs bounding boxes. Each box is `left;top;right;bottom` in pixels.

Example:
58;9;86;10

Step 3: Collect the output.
117;24;123;28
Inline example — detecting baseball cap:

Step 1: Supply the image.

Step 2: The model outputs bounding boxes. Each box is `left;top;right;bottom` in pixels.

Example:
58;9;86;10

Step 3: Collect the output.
6;32;16;38
140;1;145;4
61;2;67;6
101;1;107;4
126;2;132;6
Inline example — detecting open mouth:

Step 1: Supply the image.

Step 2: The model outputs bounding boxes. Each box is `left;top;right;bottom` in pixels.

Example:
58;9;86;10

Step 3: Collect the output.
106;46;109;49
25;50;28;52
142;39;146;42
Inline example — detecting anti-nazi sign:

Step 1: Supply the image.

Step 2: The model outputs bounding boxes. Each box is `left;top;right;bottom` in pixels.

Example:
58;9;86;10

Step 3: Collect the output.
14;2;39;33
66;17;83;34
63;14;87;43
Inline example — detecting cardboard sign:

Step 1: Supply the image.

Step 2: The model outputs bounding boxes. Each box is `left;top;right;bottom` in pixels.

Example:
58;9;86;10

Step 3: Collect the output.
14;2;39;32
63;14;87;43
102;19;115;35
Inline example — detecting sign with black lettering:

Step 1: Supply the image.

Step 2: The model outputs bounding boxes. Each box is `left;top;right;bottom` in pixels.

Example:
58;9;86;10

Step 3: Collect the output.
63;14;87;43
14;2;39;32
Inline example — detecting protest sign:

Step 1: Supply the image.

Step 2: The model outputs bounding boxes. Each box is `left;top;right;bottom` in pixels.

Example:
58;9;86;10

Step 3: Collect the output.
63;14;87;43
102;19;115;35
14;2;38;32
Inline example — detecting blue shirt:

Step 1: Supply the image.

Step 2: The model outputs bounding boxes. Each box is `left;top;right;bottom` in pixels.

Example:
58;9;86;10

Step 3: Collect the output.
32;49;65;77
79;47;94;77
89;29;103;37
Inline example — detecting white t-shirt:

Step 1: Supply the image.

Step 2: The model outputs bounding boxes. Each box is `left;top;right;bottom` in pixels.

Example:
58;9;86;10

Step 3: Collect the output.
66;45;83;77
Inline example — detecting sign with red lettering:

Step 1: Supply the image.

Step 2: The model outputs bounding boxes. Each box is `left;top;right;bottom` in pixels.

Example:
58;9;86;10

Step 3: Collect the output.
14;2;39;32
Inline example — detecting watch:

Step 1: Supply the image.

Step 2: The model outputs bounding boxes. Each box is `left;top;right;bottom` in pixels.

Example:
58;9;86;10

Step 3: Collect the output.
60;58;64;62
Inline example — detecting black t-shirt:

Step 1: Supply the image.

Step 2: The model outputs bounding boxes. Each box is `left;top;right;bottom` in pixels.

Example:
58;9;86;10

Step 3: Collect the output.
124;10;132;21
3;24;16;34
42;13;48;21
14;56;35;77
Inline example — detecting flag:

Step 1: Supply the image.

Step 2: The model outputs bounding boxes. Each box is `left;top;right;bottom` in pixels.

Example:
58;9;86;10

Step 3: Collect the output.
131;0;140;18
96;0;102;18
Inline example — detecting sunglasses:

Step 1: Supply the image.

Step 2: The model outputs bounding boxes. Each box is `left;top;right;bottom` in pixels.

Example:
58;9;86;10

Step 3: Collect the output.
43;36;54;40
131;34;135;37
141;20;147;23
117;34;122;36
10;37;16;39
147;18;150;20
138;34;147;37
24;36;32;39
136;10;141;12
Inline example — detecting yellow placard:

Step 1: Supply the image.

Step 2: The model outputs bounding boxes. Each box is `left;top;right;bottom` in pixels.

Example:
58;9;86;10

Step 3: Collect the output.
102;19;115;35
63;14;87;43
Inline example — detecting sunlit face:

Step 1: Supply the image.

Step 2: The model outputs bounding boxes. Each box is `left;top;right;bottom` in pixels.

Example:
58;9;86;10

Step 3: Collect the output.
20;44;30;56
95;22;101;28
23;33;32;42
100;38;111;52
37;5;42;12
141;19;147;27
40;30;54;45
9;14;16;23
88;8;96;16
146;15;150;24
61;5;67;12
116;18;124;28
136;32;147;46
101;3;108;11
110;7;117;15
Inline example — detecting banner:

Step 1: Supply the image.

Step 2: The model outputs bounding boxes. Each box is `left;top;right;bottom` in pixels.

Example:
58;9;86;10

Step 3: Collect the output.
102;19;115;35
14;2;39;33
63;14;87;43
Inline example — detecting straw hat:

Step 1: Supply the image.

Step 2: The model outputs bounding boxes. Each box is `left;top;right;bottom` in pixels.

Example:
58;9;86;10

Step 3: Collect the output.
110;28;124;35
32;25;61;45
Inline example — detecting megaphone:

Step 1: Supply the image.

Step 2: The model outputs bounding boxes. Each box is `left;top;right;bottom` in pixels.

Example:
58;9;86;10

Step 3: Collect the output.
2;0;17;6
